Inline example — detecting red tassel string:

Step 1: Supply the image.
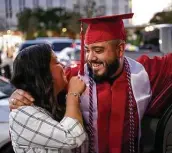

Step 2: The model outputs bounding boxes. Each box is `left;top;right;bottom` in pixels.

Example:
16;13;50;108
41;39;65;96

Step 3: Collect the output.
80;22;85;76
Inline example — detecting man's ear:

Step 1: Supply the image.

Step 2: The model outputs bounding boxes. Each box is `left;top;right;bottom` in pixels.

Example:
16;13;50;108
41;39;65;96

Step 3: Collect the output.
117;43;125;58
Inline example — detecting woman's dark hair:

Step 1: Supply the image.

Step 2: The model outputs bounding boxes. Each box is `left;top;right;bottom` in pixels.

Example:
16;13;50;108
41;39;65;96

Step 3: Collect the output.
11;44;65;121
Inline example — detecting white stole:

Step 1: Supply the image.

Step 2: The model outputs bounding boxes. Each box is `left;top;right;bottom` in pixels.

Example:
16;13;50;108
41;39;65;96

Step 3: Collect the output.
79;57;152;152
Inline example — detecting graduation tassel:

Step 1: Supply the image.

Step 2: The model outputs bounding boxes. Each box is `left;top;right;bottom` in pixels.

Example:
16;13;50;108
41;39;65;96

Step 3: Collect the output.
80;22;85;76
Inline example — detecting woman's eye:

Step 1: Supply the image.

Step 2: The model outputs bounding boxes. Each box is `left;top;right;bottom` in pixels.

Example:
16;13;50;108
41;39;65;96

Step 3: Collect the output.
57;62;65;68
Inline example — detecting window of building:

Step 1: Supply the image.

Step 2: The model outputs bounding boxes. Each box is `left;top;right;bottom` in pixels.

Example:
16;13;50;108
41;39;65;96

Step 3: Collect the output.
73;4;80;13
5;0;13;18
60;0;66;8
97;5;106;16
99;0;105;5
46;0;53;8
112;0;119;14
33;0;39;8
113;0;118;6
125;5;128;13
19;0;25;12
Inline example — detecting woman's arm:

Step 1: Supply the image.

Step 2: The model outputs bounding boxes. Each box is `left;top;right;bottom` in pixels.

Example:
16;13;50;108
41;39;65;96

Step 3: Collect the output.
9;106;86;150
65;76;86;126
9;76;86;150
65;94;83;126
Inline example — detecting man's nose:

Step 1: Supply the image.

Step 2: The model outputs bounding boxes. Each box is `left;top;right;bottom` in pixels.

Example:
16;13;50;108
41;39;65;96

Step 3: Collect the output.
87;51;97;61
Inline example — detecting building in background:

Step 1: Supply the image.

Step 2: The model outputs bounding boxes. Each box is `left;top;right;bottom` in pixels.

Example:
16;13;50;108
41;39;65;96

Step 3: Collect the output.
73;0;132;24
0;0;73;30
0;0;132;30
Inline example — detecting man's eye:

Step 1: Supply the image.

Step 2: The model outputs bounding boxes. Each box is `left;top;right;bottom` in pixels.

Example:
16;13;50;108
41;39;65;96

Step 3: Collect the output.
85;49;90;53
95;49;103;53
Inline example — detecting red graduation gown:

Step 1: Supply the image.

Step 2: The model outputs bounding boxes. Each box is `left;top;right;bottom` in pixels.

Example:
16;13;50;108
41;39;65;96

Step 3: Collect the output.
138;54;172;117
65;53;172;153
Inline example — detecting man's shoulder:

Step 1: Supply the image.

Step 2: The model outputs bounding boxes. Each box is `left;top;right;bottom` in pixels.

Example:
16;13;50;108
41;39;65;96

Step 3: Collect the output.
136;54;150;64
136;54;157;70
136;53;172;64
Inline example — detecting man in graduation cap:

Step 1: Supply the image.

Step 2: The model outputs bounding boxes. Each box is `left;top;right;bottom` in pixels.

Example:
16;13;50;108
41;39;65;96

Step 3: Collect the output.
9;13;172;153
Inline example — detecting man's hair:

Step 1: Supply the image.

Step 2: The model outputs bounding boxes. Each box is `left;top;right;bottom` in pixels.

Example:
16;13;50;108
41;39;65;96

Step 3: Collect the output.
11;44;65;121
107;39;126;47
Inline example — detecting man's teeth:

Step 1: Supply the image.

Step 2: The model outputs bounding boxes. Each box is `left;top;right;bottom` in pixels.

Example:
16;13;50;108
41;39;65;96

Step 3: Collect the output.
92;63;100;67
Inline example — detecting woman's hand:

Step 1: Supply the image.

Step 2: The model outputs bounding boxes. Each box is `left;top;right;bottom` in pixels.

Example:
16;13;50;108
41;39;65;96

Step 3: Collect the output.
9;89;34;110
68;76;86;95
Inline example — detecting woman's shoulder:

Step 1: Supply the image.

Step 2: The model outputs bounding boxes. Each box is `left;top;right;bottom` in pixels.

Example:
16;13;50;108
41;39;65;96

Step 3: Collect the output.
9;105;51;121
10;105;37;115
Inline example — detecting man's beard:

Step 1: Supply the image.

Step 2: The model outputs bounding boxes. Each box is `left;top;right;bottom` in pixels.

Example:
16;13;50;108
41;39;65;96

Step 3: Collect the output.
88;59;120;83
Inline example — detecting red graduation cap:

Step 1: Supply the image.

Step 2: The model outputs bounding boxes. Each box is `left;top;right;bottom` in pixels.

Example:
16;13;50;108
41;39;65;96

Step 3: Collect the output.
79;13;134;75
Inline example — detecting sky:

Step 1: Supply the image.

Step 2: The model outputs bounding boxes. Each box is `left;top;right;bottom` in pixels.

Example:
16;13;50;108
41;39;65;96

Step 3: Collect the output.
132;0;172;25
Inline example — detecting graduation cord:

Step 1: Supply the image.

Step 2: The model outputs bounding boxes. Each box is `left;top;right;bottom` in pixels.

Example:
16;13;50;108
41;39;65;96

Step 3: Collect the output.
88;76;96;153
74;76;95;153
86;58;135;153
124;57;136;153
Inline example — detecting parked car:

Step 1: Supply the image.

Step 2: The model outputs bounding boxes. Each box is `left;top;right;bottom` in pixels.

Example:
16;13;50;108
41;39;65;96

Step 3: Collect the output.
139;44;160;52
47;38;73;54
0;76;15;153
125;43;139;52
36;37;70;41
72;39;81;48
13;38;74;60
0;76;15;95
74;39;81;46
58;46;81;67
18;39;50;51
13;39;50;60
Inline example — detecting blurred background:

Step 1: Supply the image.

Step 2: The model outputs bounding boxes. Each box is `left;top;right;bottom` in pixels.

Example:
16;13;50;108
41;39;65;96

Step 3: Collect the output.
0;0;172;152
0;0;171;73
0;0;172;68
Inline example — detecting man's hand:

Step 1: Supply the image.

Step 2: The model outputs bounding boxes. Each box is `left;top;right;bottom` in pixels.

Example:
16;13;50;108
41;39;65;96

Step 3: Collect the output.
9;89;35;110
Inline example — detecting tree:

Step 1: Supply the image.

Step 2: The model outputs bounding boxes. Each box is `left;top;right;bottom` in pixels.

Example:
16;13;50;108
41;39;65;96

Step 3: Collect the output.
68;12;82;34
26;16;39;39
44;8;72;32
149;11;172;24
16;8;33;33
17;7;74;39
